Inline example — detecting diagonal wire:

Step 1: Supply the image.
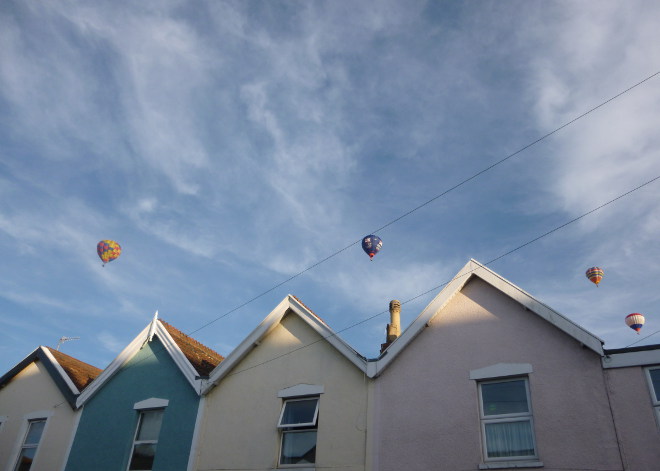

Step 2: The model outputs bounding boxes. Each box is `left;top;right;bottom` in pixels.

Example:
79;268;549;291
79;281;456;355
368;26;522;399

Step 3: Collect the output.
188;70;660;336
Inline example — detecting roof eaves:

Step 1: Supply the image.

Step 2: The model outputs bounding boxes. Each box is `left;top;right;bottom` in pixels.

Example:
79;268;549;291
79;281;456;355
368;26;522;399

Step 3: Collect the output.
203;296;367;394
0;347;87;408
370;259;604;377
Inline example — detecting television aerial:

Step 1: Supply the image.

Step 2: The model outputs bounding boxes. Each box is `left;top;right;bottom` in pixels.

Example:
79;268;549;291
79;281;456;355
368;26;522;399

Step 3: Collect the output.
56;336;80;351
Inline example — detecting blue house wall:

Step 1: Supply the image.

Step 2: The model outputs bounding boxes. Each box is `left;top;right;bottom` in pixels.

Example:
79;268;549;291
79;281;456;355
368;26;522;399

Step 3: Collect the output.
65;337;200;471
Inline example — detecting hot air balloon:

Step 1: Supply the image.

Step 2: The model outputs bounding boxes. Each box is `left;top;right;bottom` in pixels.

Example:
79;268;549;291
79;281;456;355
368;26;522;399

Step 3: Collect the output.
586;267;604;286
97;240;121;266
625;313;645;334
361;235;382;260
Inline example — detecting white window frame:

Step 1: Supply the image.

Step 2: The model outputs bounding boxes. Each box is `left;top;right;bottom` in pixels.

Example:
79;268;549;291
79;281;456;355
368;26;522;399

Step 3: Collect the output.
277;397;320;468
13;418;47;471
126;408;165;471
478;377;538;464
645;366;660;428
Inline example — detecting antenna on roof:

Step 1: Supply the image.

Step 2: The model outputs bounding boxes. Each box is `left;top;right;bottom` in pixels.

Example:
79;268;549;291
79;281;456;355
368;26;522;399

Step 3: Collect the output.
56;336;80;351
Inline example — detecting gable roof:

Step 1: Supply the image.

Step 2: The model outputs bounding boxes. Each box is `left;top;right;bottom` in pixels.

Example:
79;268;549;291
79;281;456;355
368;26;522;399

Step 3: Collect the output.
76;313;223;408
202;295;367;394
0;346;101;408
368;259;604;377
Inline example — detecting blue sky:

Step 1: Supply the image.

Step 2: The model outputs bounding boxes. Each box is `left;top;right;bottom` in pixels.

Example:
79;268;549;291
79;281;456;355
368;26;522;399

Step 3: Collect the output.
2;0;660;373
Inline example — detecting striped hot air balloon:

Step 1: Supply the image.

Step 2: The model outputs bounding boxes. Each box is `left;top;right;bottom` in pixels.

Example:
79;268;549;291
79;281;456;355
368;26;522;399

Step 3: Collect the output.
625;313;645;334
586;267;604;286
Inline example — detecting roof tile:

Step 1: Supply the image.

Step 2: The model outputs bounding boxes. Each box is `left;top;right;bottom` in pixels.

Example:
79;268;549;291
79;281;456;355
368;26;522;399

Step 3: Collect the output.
159;320;224;376
46;347;102;391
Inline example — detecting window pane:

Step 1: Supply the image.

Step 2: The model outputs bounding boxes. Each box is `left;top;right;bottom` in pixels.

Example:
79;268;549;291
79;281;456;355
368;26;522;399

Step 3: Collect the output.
136;410;163;441
280;430;317;465
15;448;36;471
24;421;45;446
650;369;660;401
280;399;318;426
482;380;529;416
129;444;157;470
485;420;535;458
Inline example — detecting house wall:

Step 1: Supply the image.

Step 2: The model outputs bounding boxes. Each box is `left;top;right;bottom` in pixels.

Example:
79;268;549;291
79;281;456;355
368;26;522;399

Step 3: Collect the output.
604;366;660;470
372;277;622;471
64;337;200;471
0;361;79;471
193;313;368;471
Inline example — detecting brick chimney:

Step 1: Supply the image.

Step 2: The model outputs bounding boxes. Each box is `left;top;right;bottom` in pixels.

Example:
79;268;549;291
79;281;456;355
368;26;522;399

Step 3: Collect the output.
380;300;401;353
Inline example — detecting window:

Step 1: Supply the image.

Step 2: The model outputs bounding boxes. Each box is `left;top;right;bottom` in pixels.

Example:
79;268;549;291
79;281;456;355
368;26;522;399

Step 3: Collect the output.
128;409;164;471
14;419;46;471
478;378;537;461
647;367;660;426
277;397;319;466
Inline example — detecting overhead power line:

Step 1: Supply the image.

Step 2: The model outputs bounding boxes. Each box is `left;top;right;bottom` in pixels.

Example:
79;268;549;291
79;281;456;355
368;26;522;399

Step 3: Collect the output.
217;173;660;378
80;171;660;405
188;70;660;336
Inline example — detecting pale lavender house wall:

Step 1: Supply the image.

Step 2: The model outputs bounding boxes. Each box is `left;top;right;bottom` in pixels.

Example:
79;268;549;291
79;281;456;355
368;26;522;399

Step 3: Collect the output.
603;356;660;470
371;277;623;471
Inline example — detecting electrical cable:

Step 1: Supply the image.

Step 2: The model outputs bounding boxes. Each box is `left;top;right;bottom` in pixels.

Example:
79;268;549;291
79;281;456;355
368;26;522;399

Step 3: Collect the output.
61;172;660;411
624;328;660;348
188;69;660;336
219;174;660;379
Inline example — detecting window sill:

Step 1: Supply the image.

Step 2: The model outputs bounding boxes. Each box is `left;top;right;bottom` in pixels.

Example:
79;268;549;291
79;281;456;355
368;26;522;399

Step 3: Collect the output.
479;461;543;469
272;468;315;471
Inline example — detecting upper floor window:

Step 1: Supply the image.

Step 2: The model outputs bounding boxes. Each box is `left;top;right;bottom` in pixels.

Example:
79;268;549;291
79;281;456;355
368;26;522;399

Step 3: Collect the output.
478;378;537;462
277;397;319;466
14;419;46;471
128;409;164;471
647;367;660;426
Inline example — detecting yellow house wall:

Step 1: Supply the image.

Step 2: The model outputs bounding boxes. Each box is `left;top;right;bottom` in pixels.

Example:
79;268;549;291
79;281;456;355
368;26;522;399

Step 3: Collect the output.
193;313;368;471
0;361;79;471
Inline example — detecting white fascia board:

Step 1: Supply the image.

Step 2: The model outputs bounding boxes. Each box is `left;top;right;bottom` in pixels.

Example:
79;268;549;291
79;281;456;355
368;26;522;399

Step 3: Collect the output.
203;296;367;394
76;323;152;408
469;260;604;354
372;260;603;377
203;297;291;393
286;295;368;374
153;321;203;393
603;349;660;368
41;347;80;396
371;260;476;377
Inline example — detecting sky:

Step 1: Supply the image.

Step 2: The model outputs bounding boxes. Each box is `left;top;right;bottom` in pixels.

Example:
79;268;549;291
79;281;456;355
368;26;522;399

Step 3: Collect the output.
1;0;660;374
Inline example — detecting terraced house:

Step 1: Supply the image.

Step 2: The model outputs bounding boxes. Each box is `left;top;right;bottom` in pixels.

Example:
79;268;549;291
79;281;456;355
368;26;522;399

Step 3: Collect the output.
63;314;222;471
0;346;100;471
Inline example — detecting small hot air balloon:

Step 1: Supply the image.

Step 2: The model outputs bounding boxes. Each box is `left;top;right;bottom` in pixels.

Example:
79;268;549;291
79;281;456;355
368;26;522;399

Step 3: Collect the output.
586;267;604;287
97;240;121;266
361;235;383;260
625;313;645;334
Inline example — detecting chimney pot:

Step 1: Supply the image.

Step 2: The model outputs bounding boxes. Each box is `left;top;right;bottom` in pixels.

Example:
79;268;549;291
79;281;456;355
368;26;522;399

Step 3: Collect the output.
381;300;401;353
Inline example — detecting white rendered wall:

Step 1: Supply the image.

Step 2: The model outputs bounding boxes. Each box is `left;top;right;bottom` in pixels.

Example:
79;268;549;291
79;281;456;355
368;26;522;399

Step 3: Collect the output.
604;366;660;469
0;361;79;471
371;277;622;471
193;313;368;471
